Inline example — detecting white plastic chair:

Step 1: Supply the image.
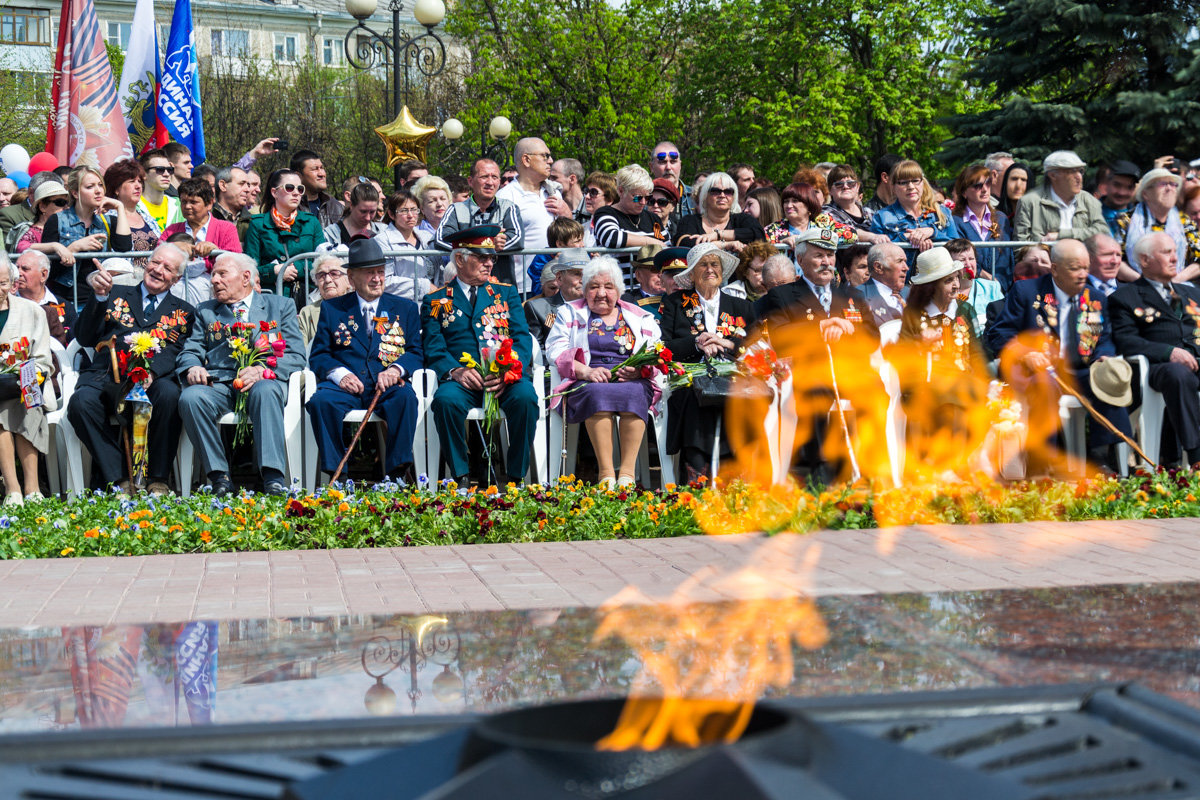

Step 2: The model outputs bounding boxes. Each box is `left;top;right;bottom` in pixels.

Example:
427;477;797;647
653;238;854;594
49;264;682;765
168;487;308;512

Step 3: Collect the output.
1130;354;1166;468
873;319;905;487
47;338;81;497
177;370;307;496
302;367;437;489
545;347;674;487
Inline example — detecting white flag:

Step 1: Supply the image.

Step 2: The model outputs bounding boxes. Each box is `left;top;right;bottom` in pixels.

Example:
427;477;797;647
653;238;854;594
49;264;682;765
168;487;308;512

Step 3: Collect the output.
116;0;161;155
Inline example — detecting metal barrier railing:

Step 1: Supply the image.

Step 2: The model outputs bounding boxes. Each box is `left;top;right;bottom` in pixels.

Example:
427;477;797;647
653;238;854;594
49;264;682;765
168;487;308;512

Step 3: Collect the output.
34;239;1048;310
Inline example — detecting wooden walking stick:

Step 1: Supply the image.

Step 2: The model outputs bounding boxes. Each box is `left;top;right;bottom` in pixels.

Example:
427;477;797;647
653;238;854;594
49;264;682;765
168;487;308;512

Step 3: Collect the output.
94;337;136;490
1046;366;1156;469
329;383;386;484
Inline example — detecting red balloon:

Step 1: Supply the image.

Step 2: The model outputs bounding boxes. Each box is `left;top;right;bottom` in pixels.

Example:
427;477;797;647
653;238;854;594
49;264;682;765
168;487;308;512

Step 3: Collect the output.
27;152;59;175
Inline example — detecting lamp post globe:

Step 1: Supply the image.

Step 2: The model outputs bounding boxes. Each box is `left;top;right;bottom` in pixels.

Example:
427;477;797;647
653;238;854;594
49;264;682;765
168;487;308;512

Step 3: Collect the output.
344;0;377;21
413;0;446;27
441;118;464;140
488;116;512;141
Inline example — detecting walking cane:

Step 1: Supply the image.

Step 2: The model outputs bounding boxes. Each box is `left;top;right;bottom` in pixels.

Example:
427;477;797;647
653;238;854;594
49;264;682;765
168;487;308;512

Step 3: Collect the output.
826;343;862;482
94;337;136;490
330;383;386;485
1046;365;1156;469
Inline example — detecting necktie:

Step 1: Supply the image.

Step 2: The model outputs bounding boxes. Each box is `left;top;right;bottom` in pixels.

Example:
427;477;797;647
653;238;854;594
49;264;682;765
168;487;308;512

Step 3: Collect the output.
465;286;475;307
1169;285;1183;317
234;303;247;321
1064;296;1080;361
891;289;903;307
144;294;157;318
819;287;831;313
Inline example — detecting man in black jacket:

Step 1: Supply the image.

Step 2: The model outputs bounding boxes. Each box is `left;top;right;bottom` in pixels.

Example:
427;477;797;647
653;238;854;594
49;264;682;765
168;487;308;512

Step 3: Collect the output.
1110;231;1200;465
67;243;194;493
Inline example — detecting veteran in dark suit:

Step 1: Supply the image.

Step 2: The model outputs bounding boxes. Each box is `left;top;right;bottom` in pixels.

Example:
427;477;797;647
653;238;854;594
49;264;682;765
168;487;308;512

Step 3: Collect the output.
987;238;1132;472
175;252;306;496
857;242;909;327
307;239;424;482
620;243;667;321
757;227;880;482
1110;231;1200;465
524;247;587;346
420;225;538;484
68;243;194;493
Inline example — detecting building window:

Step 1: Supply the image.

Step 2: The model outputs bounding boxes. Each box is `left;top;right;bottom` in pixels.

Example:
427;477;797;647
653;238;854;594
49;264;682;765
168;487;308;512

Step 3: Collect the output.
322;37;342;66
274;33;298;62
211;29;249;58
0;8;51;45
106;21;131;49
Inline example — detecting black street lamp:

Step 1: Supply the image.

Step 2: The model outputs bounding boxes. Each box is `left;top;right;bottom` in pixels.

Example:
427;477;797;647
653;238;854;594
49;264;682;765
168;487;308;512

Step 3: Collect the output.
439;114;513;170
343;0;448;188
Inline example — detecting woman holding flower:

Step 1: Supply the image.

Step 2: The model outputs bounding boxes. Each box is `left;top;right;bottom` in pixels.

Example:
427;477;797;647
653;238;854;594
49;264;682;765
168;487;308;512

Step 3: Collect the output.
659;243;755;481
0;258;56;505
546;255;663;489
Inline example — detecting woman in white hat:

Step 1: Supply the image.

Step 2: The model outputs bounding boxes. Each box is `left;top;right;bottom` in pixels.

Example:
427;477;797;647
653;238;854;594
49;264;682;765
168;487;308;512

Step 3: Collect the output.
894;246;988;475
659;242;755;481
1115;167;1200;284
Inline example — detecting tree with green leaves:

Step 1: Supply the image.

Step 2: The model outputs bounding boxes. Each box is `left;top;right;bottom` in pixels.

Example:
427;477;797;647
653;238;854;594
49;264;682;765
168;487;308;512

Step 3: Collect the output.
943;0;1200;169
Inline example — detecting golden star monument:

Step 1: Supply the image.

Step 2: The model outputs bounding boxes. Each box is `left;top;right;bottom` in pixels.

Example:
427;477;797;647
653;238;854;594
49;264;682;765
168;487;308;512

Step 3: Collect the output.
374;105;437;167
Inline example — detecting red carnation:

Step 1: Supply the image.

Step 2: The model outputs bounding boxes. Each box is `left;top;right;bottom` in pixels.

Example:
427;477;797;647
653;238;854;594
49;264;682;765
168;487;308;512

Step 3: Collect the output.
128;366;148;383
259;320;271;332
659;346;673;361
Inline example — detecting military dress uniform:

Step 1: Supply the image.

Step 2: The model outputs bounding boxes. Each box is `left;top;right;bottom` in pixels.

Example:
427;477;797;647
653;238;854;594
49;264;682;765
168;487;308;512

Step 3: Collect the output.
421;225;538;482
68;283;194;489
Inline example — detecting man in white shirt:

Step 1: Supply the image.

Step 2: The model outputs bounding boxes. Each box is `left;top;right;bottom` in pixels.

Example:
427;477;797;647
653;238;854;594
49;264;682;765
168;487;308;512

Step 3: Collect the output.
496;137;570;294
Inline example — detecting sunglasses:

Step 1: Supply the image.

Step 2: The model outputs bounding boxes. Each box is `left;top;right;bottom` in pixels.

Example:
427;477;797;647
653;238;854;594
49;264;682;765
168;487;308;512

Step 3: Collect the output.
654;152;680;162
709;187;736;197
631;195;650;203
278;183;303;193
831;179;858;189
968;182;989;192
149;166;175;175
647;197;673;207
584;187;603;197
43;197;70;208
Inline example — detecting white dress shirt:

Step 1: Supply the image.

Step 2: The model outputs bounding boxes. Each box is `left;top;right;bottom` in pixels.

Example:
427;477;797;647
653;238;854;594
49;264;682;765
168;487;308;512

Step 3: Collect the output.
1049;188;1078;233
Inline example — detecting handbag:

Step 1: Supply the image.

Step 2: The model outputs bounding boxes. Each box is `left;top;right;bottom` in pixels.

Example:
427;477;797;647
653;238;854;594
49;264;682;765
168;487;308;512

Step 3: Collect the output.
690;359;772;407
0;374;20;402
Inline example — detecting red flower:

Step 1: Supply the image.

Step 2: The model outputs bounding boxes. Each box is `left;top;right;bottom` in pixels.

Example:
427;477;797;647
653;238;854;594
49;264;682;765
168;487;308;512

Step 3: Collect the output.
271;339;287;356
659;346;673;362
117;350;130;373
641;365;655;379
502;360;523;384
262;368;277;380
128;366;148;383
266;355;277;368
259;320;271;332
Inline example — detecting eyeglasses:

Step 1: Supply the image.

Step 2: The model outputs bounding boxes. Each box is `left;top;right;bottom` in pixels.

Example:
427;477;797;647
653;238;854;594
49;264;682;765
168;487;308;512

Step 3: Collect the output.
149;166;175;175
709;187;736;197
654;152;680;163
895;178;923;188
316;271;346;281
279;183;303;193
967;182;989;192
647;197;673;207
831;179;858;189
393;206;420;216
630;195;649;203
528;152;552;161
584;187;603;197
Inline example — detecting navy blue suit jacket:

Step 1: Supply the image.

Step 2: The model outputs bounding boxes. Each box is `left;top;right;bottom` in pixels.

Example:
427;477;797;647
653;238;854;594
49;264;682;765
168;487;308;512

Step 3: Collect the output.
986;273;1116;373
310;292;423;386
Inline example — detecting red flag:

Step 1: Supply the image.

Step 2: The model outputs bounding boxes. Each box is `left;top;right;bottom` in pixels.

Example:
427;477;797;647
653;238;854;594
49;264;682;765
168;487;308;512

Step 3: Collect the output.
46;0;133;170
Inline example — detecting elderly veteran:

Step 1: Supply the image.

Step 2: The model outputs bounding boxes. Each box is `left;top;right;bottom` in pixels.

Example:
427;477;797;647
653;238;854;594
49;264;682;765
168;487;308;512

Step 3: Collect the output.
307;239;424;483
1110;231;1200;466
420;225;538;485
1114;167;1200;284
524;247;588;347
15;249;75;344
176;252;305;496
1014;150;1109;244
660;243;755;481
68;243;193;494
0;256;57;505
622;243;667;319
299;254;351;344
987;237;1132;474
546;255;663;488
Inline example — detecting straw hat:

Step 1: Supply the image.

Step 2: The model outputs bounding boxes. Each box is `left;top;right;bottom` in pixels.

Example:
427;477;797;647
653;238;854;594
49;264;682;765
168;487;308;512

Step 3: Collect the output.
1089;357;1133;407
909;247;960;285
674;243;739;289
1134;168;1182;203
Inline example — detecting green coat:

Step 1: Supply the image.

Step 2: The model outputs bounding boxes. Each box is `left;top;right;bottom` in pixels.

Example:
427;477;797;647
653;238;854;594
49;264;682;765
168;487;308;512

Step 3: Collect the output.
242;211;326;296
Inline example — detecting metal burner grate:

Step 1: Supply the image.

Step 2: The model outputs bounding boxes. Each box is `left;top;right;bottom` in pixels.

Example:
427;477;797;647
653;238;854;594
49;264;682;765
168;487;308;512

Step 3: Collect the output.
4;684;1200;799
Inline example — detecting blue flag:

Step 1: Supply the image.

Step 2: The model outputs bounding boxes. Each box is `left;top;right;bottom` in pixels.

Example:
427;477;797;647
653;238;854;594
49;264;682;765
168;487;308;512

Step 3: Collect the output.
156;0;204;162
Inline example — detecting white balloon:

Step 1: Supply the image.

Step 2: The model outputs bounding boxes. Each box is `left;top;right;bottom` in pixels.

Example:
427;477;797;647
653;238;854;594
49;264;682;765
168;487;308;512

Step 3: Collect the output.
0;144;30;175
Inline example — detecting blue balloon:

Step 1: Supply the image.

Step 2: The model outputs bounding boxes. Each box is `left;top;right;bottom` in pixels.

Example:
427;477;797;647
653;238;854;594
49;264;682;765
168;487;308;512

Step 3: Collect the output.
6;170;29;189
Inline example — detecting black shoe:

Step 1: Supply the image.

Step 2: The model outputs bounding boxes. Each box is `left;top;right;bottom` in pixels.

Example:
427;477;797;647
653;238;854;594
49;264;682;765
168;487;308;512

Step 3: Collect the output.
263;479;288;497
386;462;417;485
209;473;233;496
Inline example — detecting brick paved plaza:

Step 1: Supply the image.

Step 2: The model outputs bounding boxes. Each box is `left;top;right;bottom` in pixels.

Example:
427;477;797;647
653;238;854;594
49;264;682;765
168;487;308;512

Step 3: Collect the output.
3;518;1196;627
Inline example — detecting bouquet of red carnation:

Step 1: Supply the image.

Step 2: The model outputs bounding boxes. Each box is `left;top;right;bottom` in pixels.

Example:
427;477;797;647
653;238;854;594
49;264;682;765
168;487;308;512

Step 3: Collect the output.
227;319;287;446
552;341;682;400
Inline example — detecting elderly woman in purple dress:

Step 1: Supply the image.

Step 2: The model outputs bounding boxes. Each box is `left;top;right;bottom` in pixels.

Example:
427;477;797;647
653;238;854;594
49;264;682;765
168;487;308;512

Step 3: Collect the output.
546;255;663;488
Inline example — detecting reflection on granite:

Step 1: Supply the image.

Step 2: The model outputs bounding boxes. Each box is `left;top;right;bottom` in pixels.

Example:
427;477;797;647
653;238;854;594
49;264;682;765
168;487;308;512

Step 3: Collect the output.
1;582;1197;734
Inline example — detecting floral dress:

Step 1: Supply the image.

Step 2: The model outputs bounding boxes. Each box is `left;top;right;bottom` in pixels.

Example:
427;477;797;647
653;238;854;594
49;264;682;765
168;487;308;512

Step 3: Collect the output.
564;311;654;424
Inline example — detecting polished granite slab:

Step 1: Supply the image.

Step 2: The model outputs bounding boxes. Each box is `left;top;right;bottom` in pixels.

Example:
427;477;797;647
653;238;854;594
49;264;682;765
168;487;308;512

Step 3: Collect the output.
1;581;1196;735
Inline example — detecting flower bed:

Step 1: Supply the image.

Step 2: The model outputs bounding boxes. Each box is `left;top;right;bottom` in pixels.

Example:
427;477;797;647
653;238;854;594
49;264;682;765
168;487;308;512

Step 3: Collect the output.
3;471;1199;560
